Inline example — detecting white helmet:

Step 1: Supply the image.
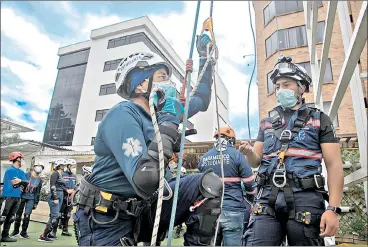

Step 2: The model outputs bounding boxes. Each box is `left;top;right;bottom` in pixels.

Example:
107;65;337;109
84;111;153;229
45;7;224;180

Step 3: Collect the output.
54;158;66;170
115;52;172;99
181;167;187;174
65;159;77;165
82;166;92;176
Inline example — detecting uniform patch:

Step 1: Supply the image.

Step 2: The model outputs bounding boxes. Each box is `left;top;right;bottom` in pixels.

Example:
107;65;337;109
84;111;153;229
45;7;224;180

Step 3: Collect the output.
122;138;143;157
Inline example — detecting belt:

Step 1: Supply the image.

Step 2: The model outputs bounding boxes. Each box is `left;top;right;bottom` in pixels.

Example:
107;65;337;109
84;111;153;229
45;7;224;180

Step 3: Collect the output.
77;178;150;218
256;173;325;190
252;203;321;225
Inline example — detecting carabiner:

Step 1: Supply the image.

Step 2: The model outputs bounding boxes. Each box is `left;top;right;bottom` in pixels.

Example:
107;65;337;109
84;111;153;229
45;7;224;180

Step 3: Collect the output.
163;179;173;201
272;169;287;188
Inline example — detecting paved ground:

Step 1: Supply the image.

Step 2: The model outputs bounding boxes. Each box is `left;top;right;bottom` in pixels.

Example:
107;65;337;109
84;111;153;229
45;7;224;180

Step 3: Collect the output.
1;221;184;246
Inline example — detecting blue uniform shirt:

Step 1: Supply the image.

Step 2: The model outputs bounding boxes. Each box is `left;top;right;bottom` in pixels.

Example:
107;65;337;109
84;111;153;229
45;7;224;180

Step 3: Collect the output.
62;171;77;189
198;145;256;211
1;165;27;198
22;172;41;200
88;59;212;198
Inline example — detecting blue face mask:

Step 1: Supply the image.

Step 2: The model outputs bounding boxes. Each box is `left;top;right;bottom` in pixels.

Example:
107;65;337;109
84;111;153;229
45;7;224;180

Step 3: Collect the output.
276;89;298;108
153;81;177;98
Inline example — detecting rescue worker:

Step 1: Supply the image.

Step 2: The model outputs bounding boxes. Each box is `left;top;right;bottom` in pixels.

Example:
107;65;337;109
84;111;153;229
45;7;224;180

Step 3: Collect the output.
10;162;44;239
198;126;256;246
1;152;28;242
38;158;74;242
240;56;344;246
73;34;223;246
58;158;77;237
240;181;252;245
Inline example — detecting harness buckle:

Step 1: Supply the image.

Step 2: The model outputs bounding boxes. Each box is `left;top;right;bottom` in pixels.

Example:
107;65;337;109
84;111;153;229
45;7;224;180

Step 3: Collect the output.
280;129;292;141
273;164;287;188
295;211;312;225
314;174;324;189
122;198;139;217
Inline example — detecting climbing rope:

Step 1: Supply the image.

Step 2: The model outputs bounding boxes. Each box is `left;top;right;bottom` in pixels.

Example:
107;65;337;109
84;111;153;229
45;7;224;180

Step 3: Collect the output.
166;1;202;245
246;1;257;142
149;87;174;246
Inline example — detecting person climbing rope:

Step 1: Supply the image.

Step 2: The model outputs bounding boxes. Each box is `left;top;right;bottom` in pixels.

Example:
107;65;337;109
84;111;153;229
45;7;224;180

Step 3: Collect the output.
198;126;256;246
58;159;77;237
73;33;223;246
10;162;44;239
38;158;74;242
240;56;344;246
0;152;28;243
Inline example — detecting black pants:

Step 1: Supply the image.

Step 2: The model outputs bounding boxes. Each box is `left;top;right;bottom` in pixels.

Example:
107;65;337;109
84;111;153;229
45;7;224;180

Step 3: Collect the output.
1;197;21;238
59;195;73;230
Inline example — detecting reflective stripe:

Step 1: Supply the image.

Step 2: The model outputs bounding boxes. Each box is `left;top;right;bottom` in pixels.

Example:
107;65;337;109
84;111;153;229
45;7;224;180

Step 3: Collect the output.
222;177;241;183
242;175;255;183
246;188;257;195
306;118;320;128
286;148;322;160
264;148;322;160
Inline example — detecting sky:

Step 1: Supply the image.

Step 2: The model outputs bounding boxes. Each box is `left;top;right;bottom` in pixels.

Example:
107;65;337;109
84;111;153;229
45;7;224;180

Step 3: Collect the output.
1;1;259;143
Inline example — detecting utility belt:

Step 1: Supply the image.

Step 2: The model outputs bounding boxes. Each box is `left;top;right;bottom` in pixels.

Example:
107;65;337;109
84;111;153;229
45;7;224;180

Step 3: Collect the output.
254;170;328;221
256;173;326;191
75;178;153;223
252;203;321;226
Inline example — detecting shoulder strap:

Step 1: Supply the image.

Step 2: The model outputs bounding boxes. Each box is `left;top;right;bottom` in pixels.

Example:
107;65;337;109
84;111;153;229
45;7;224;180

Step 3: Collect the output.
279;107;315;144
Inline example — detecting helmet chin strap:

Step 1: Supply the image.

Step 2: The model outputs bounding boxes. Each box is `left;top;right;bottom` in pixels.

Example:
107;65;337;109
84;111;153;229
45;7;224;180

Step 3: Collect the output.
295;81;305;105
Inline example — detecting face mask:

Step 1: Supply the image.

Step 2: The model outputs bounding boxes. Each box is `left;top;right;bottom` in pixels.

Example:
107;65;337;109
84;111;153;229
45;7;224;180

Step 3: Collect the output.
34;166;43;174
153;81;177;98
276;89;298;108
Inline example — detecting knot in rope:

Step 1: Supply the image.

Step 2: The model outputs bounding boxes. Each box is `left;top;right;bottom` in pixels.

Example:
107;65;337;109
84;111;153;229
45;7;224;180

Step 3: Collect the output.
186;59;193;73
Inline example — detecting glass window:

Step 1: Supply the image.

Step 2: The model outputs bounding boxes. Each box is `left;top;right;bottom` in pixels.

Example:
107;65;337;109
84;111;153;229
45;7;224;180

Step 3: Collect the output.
269;110;277;117
286;1;298;13
271;32;278;55
288;27;298;48
95;109;109;122
265;37;272;57
317;21;325;43
58;49;90;69
91;137;95;146
275;1;286;15
267;71;275;94
298;59;333;83
264;5;270;24
269;2;276;21
99;83;116;95
278;29;289;50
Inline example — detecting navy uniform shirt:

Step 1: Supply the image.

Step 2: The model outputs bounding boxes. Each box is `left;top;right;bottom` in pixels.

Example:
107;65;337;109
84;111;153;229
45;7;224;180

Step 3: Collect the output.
198;145;256;211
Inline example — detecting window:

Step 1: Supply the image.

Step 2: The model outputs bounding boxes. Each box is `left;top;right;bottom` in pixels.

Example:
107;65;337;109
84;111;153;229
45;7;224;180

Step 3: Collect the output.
95;109;109;122
106;32;184;82
91;137;96;146
103;59;122;72
99;83;116;95
265;22;325;57
307;101;339;127
264;1;322;25
269;110;277;117
58;49;90;69
267;71;275;94
298;59;333;83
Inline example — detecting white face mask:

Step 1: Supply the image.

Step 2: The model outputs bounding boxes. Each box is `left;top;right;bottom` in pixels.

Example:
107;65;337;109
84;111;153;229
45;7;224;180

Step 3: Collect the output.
34;166;43;174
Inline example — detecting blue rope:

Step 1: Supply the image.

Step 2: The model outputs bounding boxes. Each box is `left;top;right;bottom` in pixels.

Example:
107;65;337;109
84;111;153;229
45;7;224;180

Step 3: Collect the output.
246;1;257;142
166;1;201;245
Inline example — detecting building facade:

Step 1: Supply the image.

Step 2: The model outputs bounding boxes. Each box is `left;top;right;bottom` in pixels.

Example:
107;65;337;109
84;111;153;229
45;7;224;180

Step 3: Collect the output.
43;16;229;150
253;1;367;136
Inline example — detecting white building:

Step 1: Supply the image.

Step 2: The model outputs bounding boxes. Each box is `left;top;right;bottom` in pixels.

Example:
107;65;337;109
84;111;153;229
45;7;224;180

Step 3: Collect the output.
43;16;229;151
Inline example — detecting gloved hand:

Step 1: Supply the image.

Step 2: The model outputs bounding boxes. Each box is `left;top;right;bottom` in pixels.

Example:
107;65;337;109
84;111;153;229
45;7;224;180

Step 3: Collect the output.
196;34;213;57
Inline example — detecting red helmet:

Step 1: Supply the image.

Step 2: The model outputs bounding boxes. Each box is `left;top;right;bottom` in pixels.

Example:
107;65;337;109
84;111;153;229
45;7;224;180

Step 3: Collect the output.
9;152;24;162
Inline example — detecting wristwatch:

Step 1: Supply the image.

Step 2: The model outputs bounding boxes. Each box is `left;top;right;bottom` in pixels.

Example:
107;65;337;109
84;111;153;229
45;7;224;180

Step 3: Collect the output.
326;206;342;215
